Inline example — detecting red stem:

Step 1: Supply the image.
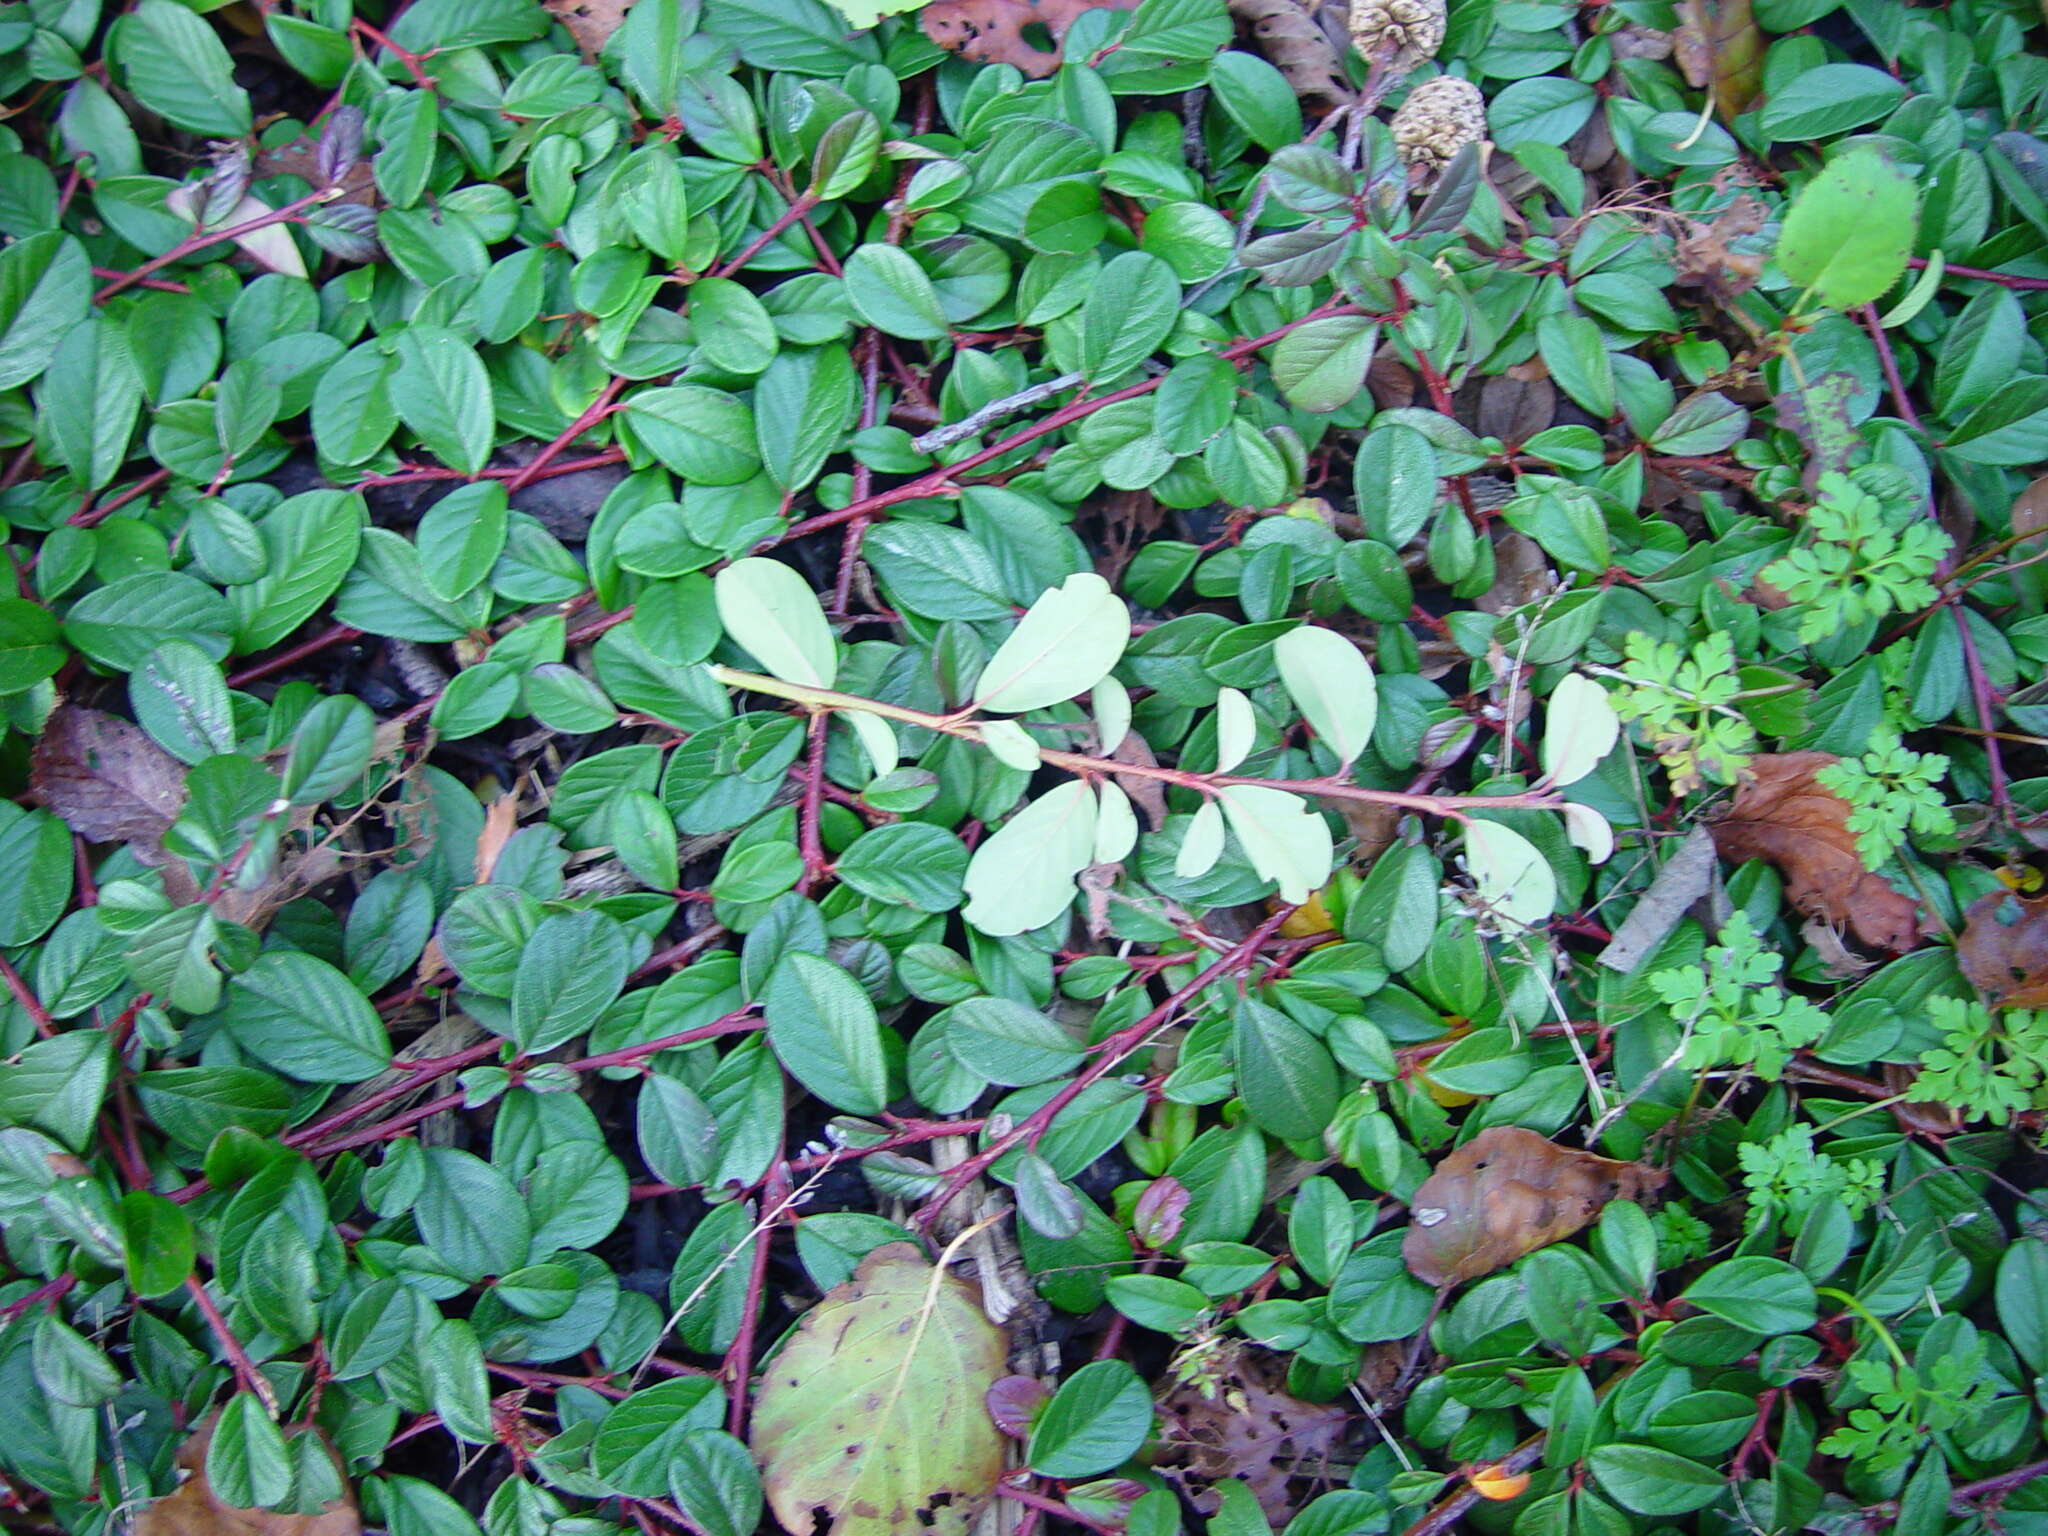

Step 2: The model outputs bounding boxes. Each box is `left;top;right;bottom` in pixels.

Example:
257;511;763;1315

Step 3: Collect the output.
1908;256;2048;291
185;1275;277;1410
226;623;364;689
0;955;55;1039
912;907;1295;1229
506;376;625;492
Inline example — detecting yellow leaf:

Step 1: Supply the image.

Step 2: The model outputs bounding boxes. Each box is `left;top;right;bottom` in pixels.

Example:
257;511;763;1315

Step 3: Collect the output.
752;1243;1007;1536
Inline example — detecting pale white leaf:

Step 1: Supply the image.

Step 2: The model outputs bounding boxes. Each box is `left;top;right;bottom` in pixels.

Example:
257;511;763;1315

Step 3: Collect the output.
1540;673;1620;787
1176;799;1225;880
979;718;1042;772
841;710;898;778
962;781;1097;936
1217;785;1334;906
224;196;307;278
1092;675;1131;755
714;557;838;688
1563;802;1614;864
1214;687;1255;774
973;572;1130;714
1093;781;1138;864
1273;625;1377;768
1465;820;1557;928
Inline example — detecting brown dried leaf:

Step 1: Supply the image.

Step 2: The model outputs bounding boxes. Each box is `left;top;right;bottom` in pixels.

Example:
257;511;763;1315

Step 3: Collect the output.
919;0;1134;77
475;785;522;884
1229;0;1349;103
1708;752;1927;953
1956;890;2048;1008
1673;193;1768;300
32;704;186;846
1402;1126;1666;1287
1154;1346;1347;1524
138;1421;360;1536
1672;0;1761;122
543;0;630;59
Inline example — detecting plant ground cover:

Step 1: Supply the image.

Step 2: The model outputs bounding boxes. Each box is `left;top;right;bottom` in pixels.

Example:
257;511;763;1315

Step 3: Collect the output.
4;0;2048;1534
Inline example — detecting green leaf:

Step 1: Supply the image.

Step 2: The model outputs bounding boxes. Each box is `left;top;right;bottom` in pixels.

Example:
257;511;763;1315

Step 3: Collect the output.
417;482;510;601
715;557;836;687
690;277;780;375
129;641;234;766
763;951;888;1114
1232;996;1339;1142
229;490;364;653
1270;316;1378;413
1680;1256;1816;1335
1078;251;1181;381
1775;148;1919;310
842;244;950;341
113;0;252;137
944;996;1085;1087
282;695;375;805
1027;1359;1153;1479
207;1393;291;1509
1587;1445;1727;1516
1757;64;1905;142
390;326;495;475
121;1190;195;1298
0;232;90;392
222;951;390;1083
41;318;141;492
416;1146;532;1282
510;910;631;1053
669;1430;764;1536
592;1378;727;1496
834;822;967;912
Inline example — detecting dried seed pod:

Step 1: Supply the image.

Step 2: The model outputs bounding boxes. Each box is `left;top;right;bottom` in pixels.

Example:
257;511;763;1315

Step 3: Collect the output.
1347;0;1446;74
1390;74;1487;175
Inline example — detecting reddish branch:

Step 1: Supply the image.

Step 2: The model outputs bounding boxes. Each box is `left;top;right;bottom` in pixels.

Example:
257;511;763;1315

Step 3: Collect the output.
912;906;1297;1229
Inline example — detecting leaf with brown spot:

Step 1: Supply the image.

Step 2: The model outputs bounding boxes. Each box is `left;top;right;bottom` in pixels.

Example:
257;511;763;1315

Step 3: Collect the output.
919;0;1134;77
1708;752;1927;952
751;1243;1006;1536
1957;890;2048;1008
138;1419;360;1536
1402;1127;1665;1287
32;704;186;846
1153;1345;1347;1524
1672;0;1761;122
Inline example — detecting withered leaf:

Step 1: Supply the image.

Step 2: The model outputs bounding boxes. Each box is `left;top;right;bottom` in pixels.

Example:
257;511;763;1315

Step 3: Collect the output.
1227;0;1349;104
1402;1127;1665;1287
1672;0;1761;122
751;1243;1006;1536
1673;193;1768;300
31;704;186;846
1153;1345;1347;1524
920;0;1134;77
138;1420;360;1536
542;0;629;61
1956;890;2048;1008
1708;753;1927;953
